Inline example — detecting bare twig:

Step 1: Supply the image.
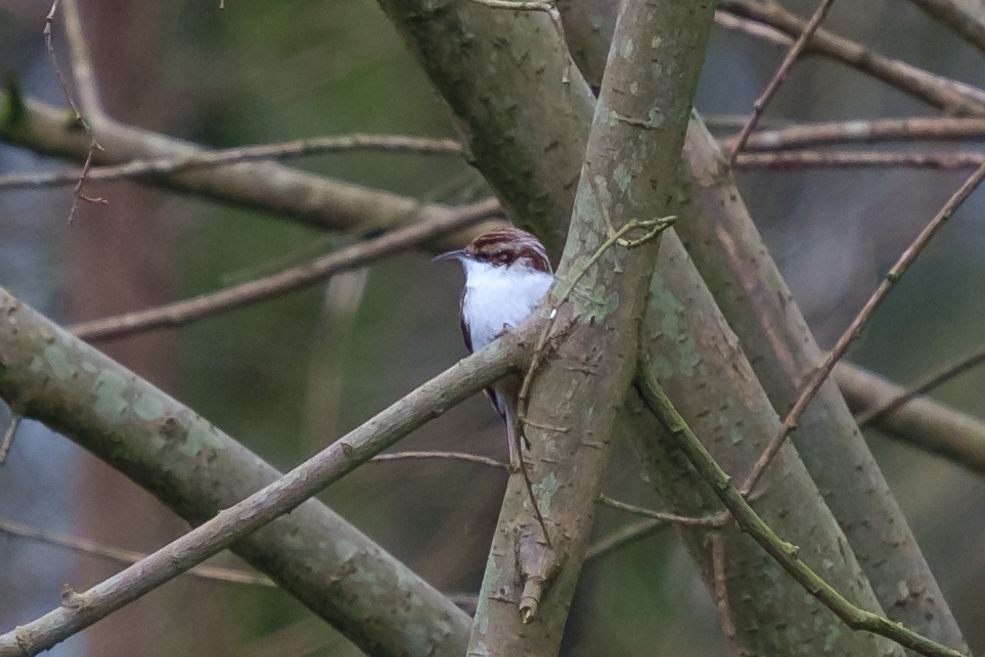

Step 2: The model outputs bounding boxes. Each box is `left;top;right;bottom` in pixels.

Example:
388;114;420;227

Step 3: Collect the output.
0;134;464;191
584;519;665;561
722;117;985;152
0;416;20;464
0;314;529;657
728;0;836;165
734;150;985;170
710;533;741;657
42;0;104;224
718;0;985;115
0;516;274;587
69;198;499;342
835;364;985;476
635;366;969;657
369;450;509;470
597;495;727;527
855;342;985;428
741;158;985;496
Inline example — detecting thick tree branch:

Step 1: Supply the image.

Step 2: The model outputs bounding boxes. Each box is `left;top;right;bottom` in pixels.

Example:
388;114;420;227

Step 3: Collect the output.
375;0;596;258
0;287;530;657
465;1;716;653
0;91;495;250
676;115;968;647
635;368;967;657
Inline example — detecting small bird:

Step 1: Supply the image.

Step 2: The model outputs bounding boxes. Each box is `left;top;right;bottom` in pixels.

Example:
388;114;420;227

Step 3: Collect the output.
435;226;555;469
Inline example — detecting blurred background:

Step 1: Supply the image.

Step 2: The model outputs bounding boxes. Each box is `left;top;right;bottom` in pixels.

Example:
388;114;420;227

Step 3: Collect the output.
1;0;985;655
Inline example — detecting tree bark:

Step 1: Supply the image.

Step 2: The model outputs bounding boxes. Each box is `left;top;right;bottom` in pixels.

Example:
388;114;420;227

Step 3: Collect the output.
466;2;716;655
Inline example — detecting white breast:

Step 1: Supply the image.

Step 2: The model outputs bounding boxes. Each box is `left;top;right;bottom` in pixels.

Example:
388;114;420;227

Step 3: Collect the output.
462;260;554;351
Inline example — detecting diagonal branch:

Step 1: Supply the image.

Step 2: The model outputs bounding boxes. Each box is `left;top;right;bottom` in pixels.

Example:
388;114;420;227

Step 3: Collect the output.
0;91;495;249
635;367;968;657
0;516;274;588
728;0;836;164
70;198;500;342
907;0;985;57
0;133;463;191
0;287;527;657
718;0;985;115
742;158;985;496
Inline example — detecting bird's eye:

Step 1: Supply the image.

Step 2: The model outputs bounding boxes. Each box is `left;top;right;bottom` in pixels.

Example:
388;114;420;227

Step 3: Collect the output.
475;252;491;261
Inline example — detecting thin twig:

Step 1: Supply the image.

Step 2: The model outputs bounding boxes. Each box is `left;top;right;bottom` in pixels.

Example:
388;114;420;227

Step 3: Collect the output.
722;117;985;152
835;364;985;476
369;450;509;470
741;158;985;496
0;134;464;191
584;519;665;561
718;0;985;115
856;342;985;428
42;0;103;223
635;366;969;657
597;495;727;526
728;0;836;165
70;198;499;342
734;150;985;170
0;516;274;587
0;416;20;464
710;532;742;657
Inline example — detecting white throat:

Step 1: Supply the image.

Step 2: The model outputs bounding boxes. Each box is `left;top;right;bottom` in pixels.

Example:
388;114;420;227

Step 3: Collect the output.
461;259;554;351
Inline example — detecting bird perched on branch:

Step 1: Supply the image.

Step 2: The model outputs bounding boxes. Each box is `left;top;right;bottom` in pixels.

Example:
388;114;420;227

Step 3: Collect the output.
434;226;554;469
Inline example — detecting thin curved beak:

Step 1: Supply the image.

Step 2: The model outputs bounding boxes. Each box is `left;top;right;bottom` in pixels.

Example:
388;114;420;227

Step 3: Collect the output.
432;249;465;263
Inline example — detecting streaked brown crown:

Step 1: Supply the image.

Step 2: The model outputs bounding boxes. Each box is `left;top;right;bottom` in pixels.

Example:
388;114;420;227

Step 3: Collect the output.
464;227;552;273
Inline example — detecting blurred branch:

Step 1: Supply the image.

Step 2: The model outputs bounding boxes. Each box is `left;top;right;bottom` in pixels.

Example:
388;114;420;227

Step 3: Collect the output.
741;158;985;496
635;367;968;657
836;364;985;476
728;0;836;164
0;91;497;249
583;518;665;561
855;343;985;428
734;150;985;169
717;0;985;115
42;0;104;224
678;116;967;645
596;495;727;526
0;134;463;191
0;416;19;464
907;0;985;57
369;450;509;470
710;533;741;657
722;117;985;151
69;198;499;342
0;516;275;588
0;287;532;657
59;0;104;120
